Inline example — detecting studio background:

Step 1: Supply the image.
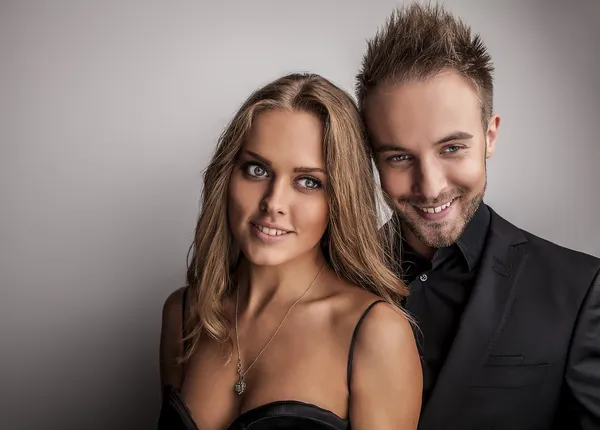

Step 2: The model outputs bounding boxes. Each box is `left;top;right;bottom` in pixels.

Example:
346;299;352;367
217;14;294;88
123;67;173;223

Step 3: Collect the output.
1;1;598;429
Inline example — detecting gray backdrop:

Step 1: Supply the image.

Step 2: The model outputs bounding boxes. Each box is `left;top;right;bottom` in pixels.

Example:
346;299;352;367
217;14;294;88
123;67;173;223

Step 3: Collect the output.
1;1;598;429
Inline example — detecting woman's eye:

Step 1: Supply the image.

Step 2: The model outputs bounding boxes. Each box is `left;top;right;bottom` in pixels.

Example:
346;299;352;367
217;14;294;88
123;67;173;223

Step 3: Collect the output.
246;163;268;178
297;177;321;190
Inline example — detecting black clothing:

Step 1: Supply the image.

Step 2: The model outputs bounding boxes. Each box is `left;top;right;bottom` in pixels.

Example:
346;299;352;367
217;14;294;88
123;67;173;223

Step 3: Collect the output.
405;205;600;430
402;203;490;405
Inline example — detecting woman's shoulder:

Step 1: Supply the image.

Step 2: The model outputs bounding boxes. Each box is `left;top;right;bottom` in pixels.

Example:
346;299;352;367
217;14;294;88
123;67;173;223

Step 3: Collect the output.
336;279;407;320
327;279;413;343
353;299;414;346
348;292;412;340
160;287;188;390
161;287;189;343
339;294;421;427
162;286;186;321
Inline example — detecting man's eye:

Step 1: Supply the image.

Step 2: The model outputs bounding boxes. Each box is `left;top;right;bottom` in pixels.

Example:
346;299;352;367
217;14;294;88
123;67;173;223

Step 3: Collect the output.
442;145;461;153
387;154;411;162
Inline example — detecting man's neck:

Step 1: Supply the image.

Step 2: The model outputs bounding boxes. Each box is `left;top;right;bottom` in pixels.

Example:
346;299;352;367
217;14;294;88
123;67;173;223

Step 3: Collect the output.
404;227;437;260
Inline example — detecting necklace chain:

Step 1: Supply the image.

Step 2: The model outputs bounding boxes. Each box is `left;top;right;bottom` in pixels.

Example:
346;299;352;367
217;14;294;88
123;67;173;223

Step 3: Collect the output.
233;263;325;395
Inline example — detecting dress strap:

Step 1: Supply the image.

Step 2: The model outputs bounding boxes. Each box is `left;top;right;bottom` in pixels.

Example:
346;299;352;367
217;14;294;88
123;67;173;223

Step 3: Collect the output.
347;300;386;394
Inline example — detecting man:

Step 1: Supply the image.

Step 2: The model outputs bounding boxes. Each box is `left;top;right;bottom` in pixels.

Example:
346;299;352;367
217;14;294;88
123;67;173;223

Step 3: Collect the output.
356;4;600;429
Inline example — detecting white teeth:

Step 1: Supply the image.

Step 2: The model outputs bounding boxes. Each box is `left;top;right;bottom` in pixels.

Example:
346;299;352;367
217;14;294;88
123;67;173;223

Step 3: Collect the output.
258;225;287;236
419;199;454;214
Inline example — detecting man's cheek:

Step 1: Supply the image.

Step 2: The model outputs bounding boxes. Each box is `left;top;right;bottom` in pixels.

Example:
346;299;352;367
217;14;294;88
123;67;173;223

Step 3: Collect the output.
381;172;406;197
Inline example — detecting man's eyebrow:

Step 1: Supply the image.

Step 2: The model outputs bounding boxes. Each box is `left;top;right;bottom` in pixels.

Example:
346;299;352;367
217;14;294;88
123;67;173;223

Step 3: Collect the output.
373;144;409;153
372;132;474;153
435;131;474;144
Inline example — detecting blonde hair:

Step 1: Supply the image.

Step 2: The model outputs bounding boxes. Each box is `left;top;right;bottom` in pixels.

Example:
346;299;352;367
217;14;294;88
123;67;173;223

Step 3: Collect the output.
182;73;408;362
356;2;495;125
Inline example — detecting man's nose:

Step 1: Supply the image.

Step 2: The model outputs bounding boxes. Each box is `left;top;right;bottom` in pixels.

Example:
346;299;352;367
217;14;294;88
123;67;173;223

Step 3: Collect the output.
412;158;448;200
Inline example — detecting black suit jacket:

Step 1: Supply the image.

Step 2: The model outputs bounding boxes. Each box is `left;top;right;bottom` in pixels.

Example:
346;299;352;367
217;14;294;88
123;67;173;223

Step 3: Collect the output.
416;206;600;430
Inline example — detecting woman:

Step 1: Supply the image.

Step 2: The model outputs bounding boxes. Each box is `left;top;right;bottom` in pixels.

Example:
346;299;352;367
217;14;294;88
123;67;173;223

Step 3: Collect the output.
158;73;422;429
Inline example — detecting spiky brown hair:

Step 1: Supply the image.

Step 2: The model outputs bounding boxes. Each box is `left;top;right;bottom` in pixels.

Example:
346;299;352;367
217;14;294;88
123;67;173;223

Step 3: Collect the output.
356;2;495;125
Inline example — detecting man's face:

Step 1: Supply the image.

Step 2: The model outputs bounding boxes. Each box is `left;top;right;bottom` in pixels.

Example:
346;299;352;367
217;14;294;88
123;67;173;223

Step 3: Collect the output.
364;70;499;253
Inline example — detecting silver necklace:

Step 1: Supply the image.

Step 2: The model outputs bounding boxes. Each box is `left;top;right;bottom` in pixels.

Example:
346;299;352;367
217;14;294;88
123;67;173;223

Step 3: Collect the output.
233;263;325;395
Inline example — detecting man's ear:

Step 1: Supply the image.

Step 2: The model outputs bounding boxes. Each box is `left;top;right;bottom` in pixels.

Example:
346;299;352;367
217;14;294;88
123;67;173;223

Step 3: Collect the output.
485;114;501;158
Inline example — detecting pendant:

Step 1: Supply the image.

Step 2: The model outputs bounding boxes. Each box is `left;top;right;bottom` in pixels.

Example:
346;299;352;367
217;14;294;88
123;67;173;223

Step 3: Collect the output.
234;374;246;395
234;358;246;395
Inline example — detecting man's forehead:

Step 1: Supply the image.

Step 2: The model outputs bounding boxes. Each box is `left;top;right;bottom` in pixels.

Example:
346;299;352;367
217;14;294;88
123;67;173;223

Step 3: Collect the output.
365;85;483;147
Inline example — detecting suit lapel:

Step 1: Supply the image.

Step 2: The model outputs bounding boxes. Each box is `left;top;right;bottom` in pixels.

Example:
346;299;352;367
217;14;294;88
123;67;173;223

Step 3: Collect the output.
418;209;529;430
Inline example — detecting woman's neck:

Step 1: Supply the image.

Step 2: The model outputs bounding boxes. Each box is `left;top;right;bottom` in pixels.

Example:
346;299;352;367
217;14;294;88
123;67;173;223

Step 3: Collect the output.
236;250;327;317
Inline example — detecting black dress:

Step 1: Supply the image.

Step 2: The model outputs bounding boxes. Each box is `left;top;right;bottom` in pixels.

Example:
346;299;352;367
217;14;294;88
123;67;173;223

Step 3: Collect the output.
157;294;384;430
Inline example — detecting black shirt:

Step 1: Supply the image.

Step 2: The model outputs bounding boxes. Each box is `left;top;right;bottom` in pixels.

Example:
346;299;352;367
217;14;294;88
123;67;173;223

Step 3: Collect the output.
400;203;491;406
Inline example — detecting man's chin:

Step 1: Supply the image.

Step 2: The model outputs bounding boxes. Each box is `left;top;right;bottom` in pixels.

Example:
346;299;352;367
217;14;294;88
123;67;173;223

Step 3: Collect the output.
420;233;459;249
405;221;463;249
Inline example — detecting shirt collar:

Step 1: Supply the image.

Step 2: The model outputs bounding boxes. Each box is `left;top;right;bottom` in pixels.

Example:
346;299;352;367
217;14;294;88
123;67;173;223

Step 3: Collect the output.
451;202;490;271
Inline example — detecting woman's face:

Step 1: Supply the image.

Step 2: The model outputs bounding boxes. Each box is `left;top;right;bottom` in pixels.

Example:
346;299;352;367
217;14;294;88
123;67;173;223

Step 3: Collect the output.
227;108;329;267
